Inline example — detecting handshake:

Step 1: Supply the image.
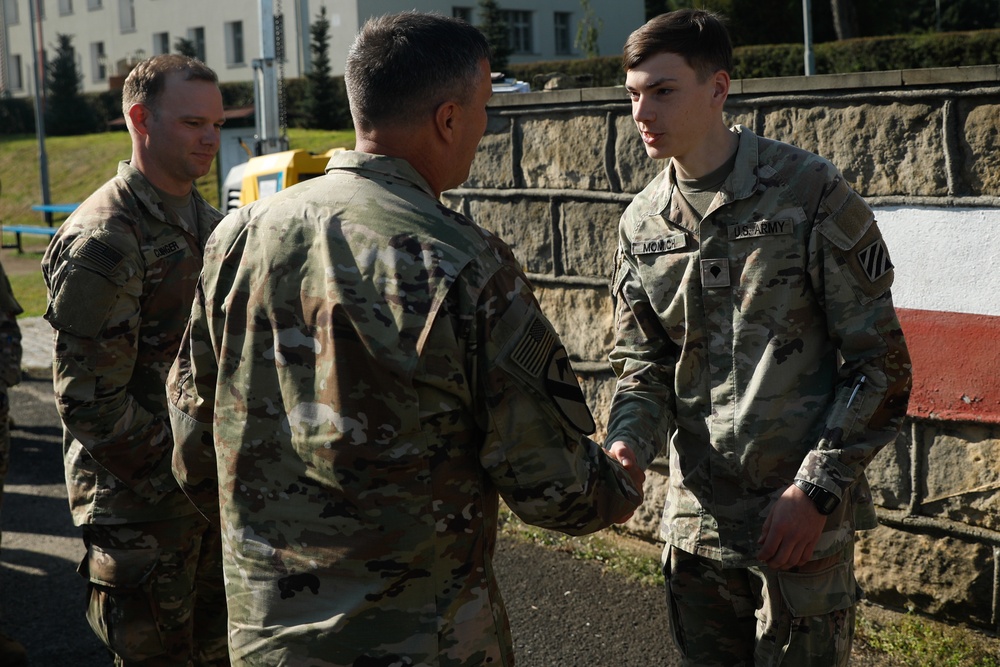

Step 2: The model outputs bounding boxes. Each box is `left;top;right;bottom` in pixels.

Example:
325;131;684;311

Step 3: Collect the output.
604;440;646;524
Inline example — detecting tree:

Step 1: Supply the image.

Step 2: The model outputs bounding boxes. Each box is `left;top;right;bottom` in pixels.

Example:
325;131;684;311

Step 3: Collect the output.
302;7;345;129
478;0;511;72
45;33;97;135
174;37;197;58
575;0;604;57
830;0;859;39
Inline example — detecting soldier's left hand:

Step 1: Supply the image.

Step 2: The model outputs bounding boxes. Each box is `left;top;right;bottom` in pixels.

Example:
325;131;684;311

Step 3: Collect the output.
756;483;825;570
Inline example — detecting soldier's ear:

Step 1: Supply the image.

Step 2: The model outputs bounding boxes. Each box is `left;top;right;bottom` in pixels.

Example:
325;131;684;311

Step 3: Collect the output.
127;103;154;137
434;100;459;144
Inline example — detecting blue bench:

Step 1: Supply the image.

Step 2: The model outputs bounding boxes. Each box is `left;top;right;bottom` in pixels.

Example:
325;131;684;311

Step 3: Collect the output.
2;225;58;253
31;204;79;214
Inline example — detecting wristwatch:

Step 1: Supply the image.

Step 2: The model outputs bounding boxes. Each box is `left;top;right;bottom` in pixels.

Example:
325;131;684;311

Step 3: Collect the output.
793;479;840;515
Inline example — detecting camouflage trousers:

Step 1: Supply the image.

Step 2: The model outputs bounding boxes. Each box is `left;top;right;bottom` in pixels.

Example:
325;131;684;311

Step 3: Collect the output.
79;515;230;666
663;544;858;667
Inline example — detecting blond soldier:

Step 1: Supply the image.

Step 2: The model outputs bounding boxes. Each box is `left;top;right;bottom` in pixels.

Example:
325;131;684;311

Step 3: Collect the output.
168;11;643;666
41;55;228;665
607;10;912;666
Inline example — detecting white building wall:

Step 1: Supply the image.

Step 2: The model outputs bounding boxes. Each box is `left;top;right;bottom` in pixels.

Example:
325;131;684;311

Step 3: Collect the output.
0;0;644;99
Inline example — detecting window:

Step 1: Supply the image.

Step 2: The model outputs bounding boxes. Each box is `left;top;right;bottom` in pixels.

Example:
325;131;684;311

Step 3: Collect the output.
188;26;205;62
452;6;471;22
4;0;18;24
554;12;572;55
58;0;72;15
225;20;244;66
119;0;135;32
90;41;106;81
153;31;169;56
8;54;23;91
501;10;533;54
87;0;102;9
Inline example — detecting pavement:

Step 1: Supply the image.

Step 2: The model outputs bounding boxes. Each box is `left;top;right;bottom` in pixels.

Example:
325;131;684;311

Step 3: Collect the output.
1;317;679;666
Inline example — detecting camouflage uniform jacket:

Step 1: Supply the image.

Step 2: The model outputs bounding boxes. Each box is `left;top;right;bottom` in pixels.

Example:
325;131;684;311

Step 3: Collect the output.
42;160;221;526
0;260;23;389
168;151;642;666
608;126;911;567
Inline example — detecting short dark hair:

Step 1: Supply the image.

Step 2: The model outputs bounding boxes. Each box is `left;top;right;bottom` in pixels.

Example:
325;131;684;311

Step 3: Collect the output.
345;11;492;133
622;9;733;81
122;54;218;118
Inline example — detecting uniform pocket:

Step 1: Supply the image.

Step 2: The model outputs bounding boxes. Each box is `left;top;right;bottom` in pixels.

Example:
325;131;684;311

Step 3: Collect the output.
777;559;858;618
78;543;167;661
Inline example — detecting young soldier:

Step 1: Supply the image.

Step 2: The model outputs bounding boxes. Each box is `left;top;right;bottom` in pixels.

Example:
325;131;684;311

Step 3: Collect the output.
42;55;228;665
607;10;912;666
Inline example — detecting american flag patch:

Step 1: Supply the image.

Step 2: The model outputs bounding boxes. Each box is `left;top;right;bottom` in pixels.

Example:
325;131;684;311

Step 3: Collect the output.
857;239;893;282
78;237;124;275
511;317;555;377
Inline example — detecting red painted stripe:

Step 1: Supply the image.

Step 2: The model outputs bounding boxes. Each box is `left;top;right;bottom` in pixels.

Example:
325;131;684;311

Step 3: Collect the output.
897;308;1000;423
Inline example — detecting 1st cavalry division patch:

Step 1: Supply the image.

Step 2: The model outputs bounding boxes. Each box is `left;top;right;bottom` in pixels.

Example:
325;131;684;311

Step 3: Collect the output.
511;316;595;434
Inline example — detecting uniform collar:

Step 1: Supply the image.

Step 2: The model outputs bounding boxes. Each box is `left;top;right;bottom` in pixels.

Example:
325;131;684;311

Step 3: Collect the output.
325;150;437;200
116;160;216;237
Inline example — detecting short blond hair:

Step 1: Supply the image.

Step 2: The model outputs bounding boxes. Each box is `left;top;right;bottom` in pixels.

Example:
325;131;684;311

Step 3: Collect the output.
122;54;218;118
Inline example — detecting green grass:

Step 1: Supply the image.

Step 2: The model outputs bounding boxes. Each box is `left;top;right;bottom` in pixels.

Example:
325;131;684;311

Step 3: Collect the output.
8;255;47;318
1;128;357;317
856;612;1000;667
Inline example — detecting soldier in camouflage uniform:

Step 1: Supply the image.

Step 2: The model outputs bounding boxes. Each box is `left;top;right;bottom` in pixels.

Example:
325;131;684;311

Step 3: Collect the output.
41;55;228;666
606;10;912;666
168;12;643;666
0;257;26;666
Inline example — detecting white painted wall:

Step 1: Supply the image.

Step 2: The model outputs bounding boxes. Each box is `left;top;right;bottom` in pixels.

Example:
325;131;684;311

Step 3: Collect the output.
876;206;1000;317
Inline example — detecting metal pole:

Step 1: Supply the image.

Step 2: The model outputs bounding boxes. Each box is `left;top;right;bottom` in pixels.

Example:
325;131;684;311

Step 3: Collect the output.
255;0;283;155
28;0;52;224
802;0;816;76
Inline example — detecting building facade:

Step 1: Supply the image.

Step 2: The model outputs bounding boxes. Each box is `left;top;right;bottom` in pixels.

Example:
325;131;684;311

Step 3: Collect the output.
0;0;644;98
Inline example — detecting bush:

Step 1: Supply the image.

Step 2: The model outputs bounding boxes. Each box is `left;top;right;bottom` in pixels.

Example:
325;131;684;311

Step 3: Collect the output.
504;28;1000;88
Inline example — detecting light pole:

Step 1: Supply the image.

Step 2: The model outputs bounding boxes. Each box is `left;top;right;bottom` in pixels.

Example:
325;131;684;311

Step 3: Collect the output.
27;0;52;223
803;0;816;76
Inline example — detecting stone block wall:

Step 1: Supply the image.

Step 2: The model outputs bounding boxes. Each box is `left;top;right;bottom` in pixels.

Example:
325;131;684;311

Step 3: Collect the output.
444;66;1000;632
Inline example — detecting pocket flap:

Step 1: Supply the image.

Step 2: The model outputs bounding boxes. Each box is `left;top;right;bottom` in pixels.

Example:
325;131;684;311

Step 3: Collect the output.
778;561;857;617
78;544;162;588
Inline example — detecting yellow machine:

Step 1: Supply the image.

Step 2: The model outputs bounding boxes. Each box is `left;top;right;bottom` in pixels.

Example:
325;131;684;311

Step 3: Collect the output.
223;148;345;212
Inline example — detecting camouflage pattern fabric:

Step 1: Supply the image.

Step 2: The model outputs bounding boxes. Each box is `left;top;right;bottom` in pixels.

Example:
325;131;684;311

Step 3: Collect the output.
41;161;227;664
608;125;912;567
169;150;642;666
665;544;856;667
0;258;21;553
80;516;228;665
41;160;222;525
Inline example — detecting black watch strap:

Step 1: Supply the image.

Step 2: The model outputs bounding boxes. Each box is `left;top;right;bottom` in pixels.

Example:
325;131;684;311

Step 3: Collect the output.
793;479;840;515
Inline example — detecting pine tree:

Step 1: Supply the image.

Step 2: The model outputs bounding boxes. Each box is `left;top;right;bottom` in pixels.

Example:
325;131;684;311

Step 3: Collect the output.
45;34;97;136
478;0;511;72
174;37;197;58
575;0;604;58
303;7;342;129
